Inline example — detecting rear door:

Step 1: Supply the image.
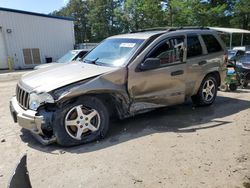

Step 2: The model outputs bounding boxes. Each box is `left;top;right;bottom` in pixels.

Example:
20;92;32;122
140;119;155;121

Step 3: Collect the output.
185;34;208;96
186;33;225;96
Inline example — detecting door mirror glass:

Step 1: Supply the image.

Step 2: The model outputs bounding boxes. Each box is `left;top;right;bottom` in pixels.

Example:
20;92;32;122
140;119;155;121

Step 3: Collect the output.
140;58;160;71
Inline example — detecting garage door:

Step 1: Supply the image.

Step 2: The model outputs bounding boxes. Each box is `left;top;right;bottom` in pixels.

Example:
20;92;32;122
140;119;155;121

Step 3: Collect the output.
0;28;8;69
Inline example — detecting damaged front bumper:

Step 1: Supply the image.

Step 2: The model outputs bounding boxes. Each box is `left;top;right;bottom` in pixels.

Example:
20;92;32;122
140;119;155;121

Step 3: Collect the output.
9;97;56;145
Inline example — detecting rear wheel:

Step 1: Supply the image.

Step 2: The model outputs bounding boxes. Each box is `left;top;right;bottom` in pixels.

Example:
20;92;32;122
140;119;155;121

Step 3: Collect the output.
54;96;110;146
192;75;218;106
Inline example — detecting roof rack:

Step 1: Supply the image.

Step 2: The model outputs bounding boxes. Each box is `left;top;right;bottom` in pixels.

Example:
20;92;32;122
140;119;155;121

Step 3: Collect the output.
130;26;210;33
130;27;171;33
169;26;210;31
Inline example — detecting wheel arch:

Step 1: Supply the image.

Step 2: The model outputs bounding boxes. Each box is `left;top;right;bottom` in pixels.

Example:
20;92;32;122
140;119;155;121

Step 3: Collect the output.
205;71;221;86
193;71;221;97
57;91;130;120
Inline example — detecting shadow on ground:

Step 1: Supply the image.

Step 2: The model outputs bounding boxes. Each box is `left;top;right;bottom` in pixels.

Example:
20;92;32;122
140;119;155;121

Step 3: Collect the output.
20;95;250;154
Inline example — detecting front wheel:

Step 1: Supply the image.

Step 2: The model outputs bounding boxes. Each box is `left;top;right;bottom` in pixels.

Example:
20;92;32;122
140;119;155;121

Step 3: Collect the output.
54;96;110;146
192;76;218;106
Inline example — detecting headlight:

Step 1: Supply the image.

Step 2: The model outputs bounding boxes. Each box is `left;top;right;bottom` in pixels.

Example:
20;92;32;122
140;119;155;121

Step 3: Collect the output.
29;92;54;110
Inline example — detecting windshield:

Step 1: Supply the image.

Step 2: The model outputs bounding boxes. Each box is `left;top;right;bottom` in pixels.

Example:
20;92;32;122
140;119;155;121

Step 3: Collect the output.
228;50;236;58
83;38;144;67
57;51;78;63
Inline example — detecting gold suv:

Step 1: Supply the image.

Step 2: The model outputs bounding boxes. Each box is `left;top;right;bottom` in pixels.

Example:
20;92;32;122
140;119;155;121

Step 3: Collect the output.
10;27;227;146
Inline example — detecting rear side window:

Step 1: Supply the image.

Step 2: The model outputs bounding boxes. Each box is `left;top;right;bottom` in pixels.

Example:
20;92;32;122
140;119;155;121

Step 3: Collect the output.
202;34;222;53
237;50;245;56
187;35;202;58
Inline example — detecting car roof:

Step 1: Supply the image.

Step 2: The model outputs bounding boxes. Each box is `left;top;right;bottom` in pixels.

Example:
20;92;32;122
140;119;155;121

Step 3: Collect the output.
108;27;217;40
72;49;89;52
109;31;166;40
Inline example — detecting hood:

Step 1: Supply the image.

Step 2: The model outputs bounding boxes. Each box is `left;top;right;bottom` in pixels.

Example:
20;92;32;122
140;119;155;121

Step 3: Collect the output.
20;62;118;92
34;62;58;70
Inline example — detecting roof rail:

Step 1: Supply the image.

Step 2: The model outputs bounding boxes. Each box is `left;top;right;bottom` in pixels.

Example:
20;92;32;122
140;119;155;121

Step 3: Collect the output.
130;27;171;33
169;26;210;31
130;26;210;33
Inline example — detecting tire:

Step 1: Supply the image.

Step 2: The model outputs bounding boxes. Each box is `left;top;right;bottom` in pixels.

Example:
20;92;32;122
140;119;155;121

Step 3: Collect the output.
191;75;218;106
53;96;110;146
229;83;237;91
219;84;228;92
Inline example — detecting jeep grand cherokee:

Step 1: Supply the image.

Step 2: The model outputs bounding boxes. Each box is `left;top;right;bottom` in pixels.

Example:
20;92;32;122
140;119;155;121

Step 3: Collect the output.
10;27;227;146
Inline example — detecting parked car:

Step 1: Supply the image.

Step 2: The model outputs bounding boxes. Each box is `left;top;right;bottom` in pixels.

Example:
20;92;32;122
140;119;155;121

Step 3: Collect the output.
233;46;250;52
10;27;227;146
228;49;245;61
34;49;89;70
235;54;250;87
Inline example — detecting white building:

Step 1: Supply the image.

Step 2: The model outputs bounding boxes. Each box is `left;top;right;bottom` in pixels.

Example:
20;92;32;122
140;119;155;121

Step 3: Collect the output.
0;7;75;70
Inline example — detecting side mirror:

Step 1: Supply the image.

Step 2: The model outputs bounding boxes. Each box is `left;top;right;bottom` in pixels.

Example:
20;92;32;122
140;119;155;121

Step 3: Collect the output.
139;58;160;71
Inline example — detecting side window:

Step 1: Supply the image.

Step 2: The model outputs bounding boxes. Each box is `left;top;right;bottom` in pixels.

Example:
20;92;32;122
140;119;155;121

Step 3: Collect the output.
187;35;202;58
148;36;184;65
238;51;245;56
202;34;222;53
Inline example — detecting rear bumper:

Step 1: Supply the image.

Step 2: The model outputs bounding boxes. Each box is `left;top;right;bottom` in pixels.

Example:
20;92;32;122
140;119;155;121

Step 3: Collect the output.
10;96;44;135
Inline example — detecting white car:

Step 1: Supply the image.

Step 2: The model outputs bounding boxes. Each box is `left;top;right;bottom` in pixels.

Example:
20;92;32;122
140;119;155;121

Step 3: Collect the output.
34;49;89;70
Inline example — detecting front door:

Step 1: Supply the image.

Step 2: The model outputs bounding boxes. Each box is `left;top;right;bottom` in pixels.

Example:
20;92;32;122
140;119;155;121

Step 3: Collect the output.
128;35;186;113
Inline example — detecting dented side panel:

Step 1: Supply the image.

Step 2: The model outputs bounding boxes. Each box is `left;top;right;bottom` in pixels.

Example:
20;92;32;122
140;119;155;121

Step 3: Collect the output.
127;33;187;113
53;67;131;118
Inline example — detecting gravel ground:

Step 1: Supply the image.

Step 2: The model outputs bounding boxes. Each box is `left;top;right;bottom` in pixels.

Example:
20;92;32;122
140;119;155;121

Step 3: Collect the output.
0;80;249;188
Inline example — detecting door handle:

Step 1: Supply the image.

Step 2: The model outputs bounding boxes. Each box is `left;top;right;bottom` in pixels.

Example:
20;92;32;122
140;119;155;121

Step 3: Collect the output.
171;70;184;76
198;61;207;65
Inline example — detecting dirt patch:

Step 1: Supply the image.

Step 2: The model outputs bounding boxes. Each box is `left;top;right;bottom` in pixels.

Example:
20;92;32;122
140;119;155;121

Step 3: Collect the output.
0;80;249;187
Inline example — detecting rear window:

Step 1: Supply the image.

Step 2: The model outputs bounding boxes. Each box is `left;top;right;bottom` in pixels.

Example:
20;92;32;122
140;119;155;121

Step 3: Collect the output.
202;34;222;53
187;35;202;58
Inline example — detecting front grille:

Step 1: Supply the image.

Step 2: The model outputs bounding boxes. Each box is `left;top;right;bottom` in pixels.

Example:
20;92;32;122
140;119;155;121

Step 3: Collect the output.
16;85;30;109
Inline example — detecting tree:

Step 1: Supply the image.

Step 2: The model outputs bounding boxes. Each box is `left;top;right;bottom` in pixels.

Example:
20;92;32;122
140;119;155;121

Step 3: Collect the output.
52;0;91;43
87;0;122;42
52;0;250;43
231;0;250;29
116;0;165;32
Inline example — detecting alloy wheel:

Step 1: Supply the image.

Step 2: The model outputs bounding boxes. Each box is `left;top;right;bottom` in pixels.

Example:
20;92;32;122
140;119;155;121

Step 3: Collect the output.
202;79;215;102
64;105;101;140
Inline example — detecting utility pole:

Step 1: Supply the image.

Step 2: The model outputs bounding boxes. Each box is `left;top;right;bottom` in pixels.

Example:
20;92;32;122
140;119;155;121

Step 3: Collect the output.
169;0;173;26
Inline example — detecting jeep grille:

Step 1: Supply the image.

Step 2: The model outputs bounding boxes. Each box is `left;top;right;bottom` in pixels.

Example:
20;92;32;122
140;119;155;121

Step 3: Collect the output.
16;85;30;109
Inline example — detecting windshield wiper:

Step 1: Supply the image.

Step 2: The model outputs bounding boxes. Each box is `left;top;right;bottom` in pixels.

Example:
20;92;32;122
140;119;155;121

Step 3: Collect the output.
84;58;99;65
